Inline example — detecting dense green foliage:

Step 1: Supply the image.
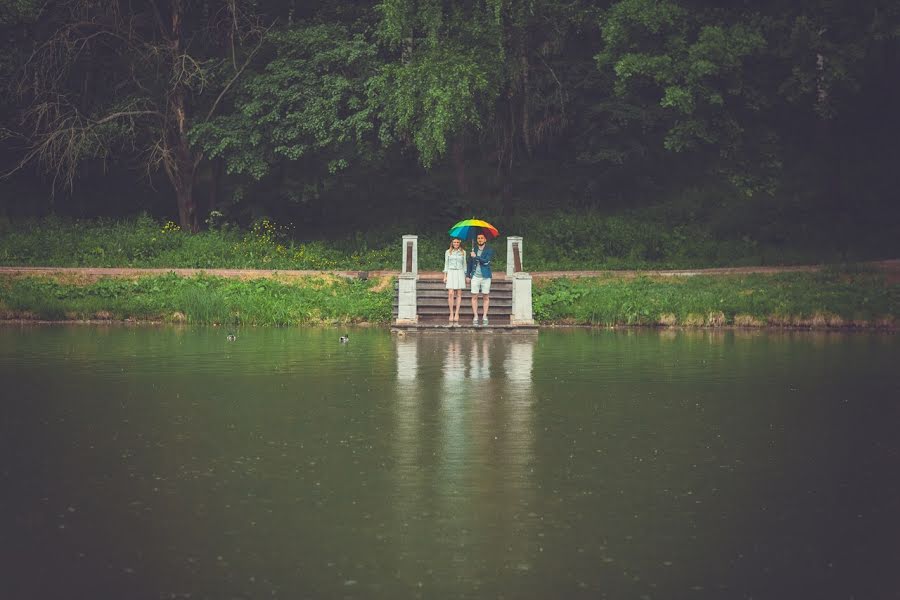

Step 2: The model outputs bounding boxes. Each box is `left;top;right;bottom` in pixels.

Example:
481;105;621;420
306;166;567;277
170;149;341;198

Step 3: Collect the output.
0;215;395;270
1;0;897;251
190;24;380;186
2;198;894;273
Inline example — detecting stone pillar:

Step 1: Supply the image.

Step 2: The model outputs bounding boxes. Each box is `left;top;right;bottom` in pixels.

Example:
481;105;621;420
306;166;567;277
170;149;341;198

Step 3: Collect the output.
397;235;418;323
507;235;532;324
402;235;418;276
511;272;534;325
396;273;418;323
506;236;523;276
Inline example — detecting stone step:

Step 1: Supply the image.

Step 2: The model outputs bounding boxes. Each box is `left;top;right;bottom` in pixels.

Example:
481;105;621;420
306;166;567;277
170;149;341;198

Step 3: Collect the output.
394;274;524;325
410;281;511;290
395;288;512;300
397;279;512;288
393;306;512;317
411;292;512;301
411;316;513;326
415;279;511;287
398;289;513;298
407;295;512;304
393;297;512;308
391;302;512;313
417;289;512;297
404;302;512;314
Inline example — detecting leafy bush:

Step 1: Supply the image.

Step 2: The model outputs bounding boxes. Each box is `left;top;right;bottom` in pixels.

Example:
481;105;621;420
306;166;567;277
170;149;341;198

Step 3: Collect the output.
1;202;897;272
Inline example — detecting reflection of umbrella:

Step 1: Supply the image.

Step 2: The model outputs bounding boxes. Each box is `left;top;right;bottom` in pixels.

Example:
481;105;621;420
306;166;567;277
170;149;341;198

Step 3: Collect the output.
448;219;499;247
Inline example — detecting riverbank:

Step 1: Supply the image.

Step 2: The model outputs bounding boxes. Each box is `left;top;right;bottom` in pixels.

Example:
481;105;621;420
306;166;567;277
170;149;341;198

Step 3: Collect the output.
0;267;896;329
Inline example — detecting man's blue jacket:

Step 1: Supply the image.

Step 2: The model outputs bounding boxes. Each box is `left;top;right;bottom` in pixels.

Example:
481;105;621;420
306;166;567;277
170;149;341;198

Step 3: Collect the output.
466;245;496;279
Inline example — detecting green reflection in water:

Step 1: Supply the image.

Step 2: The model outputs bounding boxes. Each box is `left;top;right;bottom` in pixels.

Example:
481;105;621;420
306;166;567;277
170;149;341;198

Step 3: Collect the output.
1;326;898;599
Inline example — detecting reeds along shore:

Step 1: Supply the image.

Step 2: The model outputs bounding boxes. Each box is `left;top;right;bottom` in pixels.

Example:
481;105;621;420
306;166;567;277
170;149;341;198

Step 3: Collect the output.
0;271;895;329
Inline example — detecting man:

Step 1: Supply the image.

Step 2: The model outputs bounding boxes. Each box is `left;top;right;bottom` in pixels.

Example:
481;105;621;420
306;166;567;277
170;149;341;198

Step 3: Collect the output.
465;233;496;326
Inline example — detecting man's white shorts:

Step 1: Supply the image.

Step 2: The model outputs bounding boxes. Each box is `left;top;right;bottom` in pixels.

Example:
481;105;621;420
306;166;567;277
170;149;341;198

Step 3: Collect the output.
470;276;491;295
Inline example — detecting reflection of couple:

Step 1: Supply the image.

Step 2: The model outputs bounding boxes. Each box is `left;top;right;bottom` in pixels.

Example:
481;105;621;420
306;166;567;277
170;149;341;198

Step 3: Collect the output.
468;337;491;380
443;234;495;326
441;338;491;383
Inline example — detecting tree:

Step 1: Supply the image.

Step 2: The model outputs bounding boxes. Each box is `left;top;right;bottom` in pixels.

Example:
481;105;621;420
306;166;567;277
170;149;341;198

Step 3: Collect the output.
594;0;900;196
595;0;773;193
370;0;595;211
190;22;380;202
7;0;265;231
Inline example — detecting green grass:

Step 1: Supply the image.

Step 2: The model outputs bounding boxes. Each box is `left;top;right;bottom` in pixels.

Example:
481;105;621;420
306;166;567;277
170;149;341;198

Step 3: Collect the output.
1;270;896;328
1;203;896;272
0;273;394;326
532;272;899;327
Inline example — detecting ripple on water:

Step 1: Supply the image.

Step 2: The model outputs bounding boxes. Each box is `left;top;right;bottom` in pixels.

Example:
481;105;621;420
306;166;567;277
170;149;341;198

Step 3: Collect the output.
1;326;898;600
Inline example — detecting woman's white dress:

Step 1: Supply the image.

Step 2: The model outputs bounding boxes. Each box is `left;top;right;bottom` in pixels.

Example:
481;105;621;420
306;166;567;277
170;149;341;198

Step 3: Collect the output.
444;250;467;289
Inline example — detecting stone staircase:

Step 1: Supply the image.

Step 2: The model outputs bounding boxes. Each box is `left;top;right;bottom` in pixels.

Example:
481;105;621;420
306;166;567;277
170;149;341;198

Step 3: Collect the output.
393;277;513;325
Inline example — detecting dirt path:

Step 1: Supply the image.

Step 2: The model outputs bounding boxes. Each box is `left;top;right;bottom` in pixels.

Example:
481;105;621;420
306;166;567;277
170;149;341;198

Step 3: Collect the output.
0;259;898;283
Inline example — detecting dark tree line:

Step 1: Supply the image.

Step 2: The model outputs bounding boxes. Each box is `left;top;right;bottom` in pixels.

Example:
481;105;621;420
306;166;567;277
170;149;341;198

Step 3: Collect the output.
2;0;899;232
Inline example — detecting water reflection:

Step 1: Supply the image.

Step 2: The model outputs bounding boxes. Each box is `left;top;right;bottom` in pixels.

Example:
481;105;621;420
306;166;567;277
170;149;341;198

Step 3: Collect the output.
468;336;491;379
393;335;423;499
439;337;466;493
4;326;897;599
392;333;538;592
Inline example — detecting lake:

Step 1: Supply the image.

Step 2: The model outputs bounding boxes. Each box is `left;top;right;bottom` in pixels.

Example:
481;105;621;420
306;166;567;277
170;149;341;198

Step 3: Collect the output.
1;325;898;599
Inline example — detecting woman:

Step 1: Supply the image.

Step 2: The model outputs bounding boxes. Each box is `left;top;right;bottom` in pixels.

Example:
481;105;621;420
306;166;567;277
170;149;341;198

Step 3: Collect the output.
443;238;467;322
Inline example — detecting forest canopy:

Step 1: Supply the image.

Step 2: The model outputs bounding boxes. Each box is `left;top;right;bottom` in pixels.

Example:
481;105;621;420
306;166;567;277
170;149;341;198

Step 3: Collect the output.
1;0;898;241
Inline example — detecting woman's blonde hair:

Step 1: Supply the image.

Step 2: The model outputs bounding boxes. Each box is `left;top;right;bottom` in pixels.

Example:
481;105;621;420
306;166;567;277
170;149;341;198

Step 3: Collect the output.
447;238;464;253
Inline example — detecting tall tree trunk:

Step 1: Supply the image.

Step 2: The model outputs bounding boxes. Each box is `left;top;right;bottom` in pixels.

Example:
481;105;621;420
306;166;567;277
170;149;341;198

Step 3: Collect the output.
176;178;196;232
168;0;200;232
169;90;200;231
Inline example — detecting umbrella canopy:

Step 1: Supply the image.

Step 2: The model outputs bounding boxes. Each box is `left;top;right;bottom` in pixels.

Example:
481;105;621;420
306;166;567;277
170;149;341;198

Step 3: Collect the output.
448;219;499;241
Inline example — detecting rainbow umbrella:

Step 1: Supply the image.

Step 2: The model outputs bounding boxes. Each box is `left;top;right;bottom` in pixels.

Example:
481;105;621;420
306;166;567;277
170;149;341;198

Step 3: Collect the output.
448;219;499;245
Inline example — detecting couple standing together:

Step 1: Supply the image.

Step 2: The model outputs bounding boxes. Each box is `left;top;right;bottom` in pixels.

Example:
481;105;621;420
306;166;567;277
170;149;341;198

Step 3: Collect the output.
443;233;495;325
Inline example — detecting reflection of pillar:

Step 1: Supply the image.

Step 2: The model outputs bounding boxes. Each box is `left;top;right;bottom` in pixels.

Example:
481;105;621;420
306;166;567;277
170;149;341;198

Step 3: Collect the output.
504;338;534;393
394;337;420;467
391;336;427;588
394;337;421;482
503;336;536;471
396;337;418;383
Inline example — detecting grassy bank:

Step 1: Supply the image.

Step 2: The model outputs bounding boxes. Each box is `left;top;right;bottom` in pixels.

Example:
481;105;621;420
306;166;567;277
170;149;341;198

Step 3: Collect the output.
533;270;898;328
0;273;394;326
0;270;896;328
2;206;896;272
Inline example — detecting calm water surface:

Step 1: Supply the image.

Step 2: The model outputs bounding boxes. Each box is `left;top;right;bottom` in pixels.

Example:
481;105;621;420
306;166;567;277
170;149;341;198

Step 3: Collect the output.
1;326;898;599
